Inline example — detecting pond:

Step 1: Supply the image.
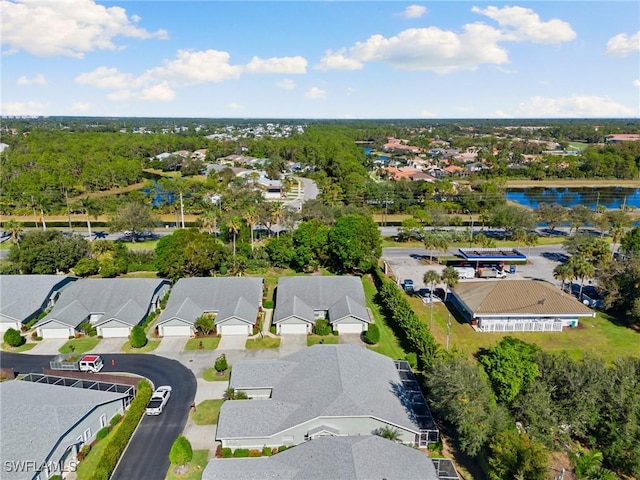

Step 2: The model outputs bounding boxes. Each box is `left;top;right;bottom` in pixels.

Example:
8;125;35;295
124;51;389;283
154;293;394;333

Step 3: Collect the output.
506;187;640;210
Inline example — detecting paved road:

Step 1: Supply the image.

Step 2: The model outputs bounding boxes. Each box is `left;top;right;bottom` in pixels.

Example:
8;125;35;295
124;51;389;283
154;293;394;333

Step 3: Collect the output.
0;353;196;480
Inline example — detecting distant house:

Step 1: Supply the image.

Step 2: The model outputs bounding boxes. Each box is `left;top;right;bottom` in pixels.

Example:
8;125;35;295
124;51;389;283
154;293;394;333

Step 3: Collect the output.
272;276;370;334
1;377;131;480
449;280;595;333
154;277;263;336
605;134;640;143
34;279;170;339
216;345;436;449
0;275;76;333
202;435;441;480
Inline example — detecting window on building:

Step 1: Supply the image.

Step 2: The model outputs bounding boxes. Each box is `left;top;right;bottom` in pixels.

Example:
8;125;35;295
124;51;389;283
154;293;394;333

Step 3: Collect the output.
100;414;107;428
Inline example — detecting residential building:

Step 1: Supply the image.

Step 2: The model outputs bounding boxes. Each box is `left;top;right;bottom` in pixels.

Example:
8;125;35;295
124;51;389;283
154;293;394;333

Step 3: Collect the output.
272;276;370;334
154;277;263;336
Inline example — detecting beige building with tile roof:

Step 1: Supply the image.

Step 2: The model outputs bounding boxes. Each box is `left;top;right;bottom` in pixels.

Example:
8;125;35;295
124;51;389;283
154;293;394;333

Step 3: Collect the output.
450;280;595;333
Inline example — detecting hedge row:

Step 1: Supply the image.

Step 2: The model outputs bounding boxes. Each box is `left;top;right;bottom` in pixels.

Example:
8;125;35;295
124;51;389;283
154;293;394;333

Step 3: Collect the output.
88;380;153;480
371;267;439;371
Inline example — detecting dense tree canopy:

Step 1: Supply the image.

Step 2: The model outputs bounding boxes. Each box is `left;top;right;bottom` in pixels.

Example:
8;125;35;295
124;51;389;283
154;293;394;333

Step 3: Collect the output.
155;229;226;280
8;230;90;274
328;214;381;273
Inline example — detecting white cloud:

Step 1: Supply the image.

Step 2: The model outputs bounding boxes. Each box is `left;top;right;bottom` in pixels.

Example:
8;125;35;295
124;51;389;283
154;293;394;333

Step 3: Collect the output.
144;49;242;86
1;100;48;116
318;24;507;73
605;31;640;57
1;0;167;58
17;73;47;85
138;82;175;101
398;5;427;19
420;110;437;118
472;6;576;44
228;102;244;110
245;56;307;74
514;95;636;118
276;79;296;90
634;79;640;88
75;66;136;89
70;101;92;111
305;87;326;100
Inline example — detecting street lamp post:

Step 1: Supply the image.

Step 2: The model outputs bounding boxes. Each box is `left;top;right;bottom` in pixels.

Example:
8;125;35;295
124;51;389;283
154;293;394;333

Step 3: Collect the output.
466;210;474;247
446;313;452;351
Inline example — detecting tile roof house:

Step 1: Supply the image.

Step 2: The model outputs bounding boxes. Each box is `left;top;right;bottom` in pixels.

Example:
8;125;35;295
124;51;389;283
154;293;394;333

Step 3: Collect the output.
450;280;595;333
34;278;170;339
216;345;431;450
0;275;76;333
202;435;440;480
272;276;370;334
0;379;129;480
154;277;263;336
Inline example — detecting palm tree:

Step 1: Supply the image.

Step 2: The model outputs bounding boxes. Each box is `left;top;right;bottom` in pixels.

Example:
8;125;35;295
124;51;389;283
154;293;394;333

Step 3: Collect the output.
375;426;402;442
3;220;22;248
610;226;625;259
440;267;459;303
270;201;284;237
200;209;218;235
226;216;241;258
80;197;101;241
568;256;595;301
524;233;539;259
570;447;604;479
423;270;440;330
553;263;573;292
423;234;439;264
243;206;258;252
223;388;248;400
512;227;527;250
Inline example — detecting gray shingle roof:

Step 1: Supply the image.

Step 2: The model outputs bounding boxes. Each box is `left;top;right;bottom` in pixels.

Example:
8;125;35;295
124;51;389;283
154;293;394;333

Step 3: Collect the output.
0;380;126;480
202;436;439;480
0;275;75;323
273;276;367;324
156;277;263;326
328;295;370;324
35;278;168;329
215;297;258;325
218;345;422;439
94;299;146;327
272;295;315;324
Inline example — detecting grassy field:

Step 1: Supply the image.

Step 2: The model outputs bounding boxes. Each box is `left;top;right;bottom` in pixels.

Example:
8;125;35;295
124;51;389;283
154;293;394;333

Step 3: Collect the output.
2;342;36;353
59;337;101;354
307;334;339;346
362;276;406;360
408;295;640;363
165;450;209;480
190;399;224;425
121;339;160;353
246;336;280;349
203;368;230;382
185;337;219;350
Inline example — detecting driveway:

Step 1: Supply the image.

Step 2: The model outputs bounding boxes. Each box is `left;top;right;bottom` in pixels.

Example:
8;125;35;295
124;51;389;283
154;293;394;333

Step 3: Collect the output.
91;337;127;354
218;335;247;351
155;336;188;354
23;338;67;355
339;333;366;348
279;334;307;357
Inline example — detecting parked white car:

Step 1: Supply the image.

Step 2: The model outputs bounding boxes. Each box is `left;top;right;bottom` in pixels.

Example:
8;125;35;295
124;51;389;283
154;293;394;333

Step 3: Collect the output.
146;386;172;415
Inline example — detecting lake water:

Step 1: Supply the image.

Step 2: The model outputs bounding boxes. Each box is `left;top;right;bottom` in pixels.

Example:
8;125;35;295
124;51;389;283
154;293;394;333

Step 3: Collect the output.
506;187;640;210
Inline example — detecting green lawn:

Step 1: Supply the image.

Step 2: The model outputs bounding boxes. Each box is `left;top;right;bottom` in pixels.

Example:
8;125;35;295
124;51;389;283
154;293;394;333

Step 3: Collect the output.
409;296;640;363
307;334;339;346
75;422;122;479
203;368;230;382
246;337;280;349
2;342;36;353
185;337;219;350
190;399;224;425
59;337;101;354
165;450;209;480
124;239;159;251
362;276;406;360
121;339;160;353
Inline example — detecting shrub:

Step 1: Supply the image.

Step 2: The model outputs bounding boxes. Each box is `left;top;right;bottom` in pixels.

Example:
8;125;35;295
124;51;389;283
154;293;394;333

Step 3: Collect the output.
405;352;418;369
49;476;62;480
129;325;148;348
80;322;97;337
194;315;215;336
78;444;92;461
271;447;279;455
249;449;262;457
269;325;276;335
3;328;25;347
363;324;380;344
332;330;339;336
169;435;193;466
233;448;250;458
277;445;289;452
262;446;272;456
263;300;274;309
221;448;232;458
215;354;228;373
109;414;122;427
73;258;100;277
96;427;110;441
315;319;331;336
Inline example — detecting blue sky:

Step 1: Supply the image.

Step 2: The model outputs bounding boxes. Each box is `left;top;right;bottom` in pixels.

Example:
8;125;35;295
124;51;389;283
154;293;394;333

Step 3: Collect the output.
2;0;639;119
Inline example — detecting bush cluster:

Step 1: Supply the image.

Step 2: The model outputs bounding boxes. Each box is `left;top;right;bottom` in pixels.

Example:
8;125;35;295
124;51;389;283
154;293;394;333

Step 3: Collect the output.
221;447;232;458
88;380;152;480
248;449;262;457
372;268;438;371
109;414;122;427
169;435;193;466
3;328;25;348
95;427;110;441
233;449;250;458
363;324;379;344
129;325;148;348
314;319;331;336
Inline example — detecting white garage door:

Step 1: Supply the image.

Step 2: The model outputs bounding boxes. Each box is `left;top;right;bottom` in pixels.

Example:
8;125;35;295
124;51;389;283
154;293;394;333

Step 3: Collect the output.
279;323;308;334
219;324;250;335
336;323;365;334
161;325;192;337
41;328;72;339
100;326;131;338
